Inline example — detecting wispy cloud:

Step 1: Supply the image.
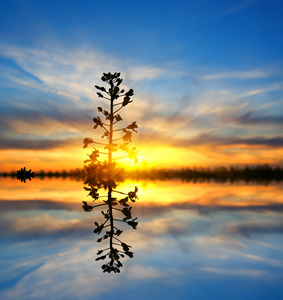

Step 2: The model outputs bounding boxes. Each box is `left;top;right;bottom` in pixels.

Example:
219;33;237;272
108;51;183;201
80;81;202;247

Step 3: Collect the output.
0;212;91;240
227;112;283;126
200;70;268;80
199;267;266;277
0;200;80;212
2;199;283;218
0;44;167;103
138;131;283;149
224;220;283;238
0;137;80;150
197;235;246;250
236;82;283;98
125;66;165;81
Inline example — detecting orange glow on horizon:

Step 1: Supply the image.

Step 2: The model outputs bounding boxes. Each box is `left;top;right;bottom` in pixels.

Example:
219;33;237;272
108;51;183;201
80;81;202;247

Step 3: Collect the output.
1;141;283;173
1;177;282;209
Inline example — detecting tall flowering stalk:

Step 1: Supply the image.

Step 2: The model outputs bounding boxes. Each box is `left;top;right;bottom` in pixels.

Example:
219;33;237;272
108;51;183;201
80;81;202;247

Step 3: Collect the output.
82;72;138;273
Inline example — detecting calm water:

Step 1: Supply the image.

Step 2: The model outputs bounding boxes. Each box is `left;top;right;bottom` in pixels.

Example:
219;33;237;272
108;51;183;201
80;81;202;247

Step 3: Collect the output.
0;177;283;300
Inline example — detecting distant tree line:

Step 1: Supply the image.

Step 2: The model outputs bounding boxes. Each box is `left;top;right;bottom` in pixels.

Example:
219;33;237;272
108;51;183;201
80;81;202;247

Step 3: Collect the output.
1;164;283;183
0;168;86;181
126;164;283;183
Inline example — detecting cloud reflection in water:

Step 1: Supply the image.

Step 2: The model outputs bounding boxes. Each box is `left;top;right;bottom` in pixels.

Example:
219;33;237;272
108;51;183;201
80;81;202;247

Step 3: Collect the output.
0;178;283;299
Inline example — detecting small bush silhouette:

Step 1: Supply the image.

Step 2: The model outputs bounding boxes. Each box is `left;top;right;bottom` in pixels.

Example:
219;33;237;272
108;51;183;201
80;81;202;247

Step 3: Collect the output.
16;167;35;183
82;72;139;273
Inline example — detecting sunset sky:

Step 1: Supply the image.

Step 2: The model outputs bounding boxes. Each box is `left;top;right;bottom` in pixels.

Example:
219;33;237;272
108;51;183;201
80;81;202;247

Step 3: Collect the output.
0;0;283;171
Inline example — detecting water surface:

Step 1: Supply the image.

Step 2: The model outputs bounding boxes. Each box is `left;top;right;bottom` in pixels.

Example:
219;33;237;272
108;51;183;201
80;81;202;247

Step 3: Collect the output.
0;177;283;299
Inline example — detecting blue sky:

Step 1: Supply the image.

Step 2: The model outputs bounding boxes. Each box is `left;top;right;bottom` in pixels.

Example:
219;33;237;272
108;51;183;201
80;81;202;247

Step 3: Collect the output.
0;0;283;170
1;0;282;66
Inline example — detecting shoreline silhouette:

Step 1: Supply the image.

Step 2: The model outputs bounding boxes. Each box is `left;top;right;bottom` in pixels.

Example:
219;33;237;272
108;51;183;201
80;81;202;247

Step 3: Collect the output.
2;164;283;183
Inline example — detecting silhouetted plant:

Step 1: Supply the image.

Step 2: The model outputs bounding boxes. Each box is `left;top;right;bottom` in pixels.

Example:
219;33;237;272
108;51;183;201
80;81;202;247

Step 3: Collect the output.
82;72;139;273
16;167;34;183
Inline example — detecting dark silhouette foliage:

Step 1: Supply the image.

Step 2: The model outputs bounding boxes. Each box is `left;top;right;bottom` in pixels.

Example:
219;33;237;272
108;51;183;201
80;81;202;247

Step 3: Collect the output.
16;167;35;183
82;72;139;273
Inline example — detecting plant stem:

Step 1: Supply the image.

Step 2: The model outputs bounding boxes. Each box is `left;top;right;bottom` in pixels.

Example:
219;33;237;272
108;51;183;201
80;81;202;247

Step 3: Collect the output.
112;190;127;195
92;203;108;208
112;155;128;161
108;85;115;265
114;106;123;114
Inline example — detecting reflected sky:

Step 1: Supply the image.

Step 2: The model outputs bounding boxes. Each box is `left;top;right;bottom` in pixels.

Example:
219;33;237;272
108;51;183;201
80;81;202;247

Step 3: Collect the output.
0;177;283;300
